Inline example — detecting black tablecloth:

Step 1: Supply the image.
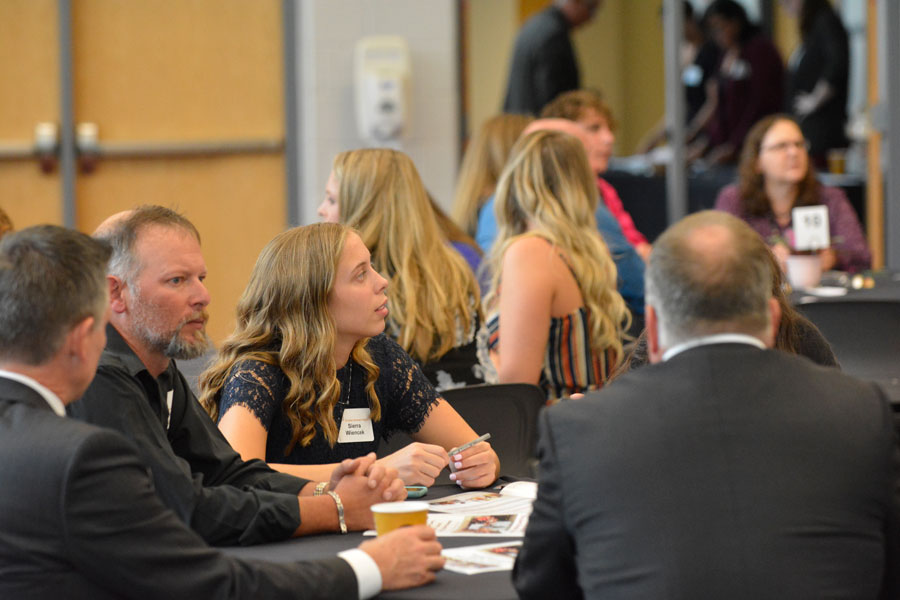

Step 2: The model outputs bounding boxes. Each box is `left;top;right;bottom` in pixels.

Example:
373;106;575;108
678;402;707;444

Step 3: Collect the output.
792;270;900;304
792;271;900;405
221;484;521;600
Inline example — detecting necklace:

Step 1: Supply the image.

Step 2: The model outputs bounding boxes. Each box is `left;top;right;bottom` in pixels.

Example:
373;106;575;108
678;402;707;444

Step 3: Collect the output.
339;363;352;407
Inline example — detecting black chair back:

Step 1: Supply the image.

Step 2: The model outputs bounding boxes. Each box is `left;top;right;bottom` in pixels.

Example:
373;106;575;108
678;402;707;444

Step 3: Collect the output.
377;383;546;481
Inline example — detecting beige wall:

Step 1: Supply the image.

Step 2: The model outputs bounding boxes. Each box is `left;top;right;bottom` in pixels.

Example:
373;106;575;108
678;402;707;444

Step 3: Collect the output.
773;2;800;65
296;0;460;219
465;0;518;142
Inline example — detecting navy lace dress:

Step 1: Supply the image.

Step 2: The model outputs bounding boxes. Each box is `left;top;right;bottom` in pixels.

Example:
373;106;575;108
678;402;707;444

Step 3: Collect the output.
216;334;440;464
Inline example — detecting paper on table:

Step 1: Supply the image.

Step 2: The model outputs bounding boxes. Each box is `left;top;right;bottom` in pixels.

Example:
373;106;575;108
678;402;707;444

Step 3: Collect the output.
427;484;536;515
496;480;537;499
427;513;529;537
442;541;523;575
362;513;529;537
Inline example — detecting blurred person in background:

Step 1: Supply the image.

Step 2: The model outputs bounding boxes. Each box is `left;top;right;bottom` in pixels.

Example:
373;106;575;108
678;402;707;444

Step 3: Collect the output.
638;1;721;154
715;114;870;272
452;114;533;240
689;0;784;166
782;0;850;168
318;149;485;390
475;117;646;328
502;0;602;115
541;89;653;261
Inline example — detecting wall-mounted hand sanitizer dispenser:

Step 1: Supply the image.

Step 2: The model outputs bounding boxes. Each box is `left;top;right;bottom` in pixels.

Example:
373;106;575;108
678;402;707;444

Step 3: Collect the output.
354;36;410;144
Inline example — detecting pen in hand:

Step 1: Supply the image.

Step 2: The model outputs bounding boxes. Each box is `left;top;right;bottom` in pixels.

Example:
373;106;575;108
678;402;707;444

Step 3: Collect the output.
450;432;491;456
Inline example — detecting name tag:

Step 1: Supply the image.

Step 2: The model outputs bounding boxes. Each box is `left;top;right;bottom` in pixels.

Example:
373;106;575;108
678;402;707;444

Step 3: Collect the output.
337;407;375;443
792;205;830;250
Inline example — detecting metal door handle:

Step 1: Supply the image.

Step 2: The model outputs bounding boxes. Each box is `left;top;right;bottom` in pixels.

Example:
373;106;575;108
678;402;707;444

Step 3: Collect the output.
0;122;59;173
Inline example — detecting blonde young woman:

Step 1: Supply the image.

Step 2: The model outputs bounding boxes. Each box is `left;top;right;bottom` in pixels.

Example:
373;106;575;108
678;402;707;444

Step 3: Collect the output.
318;148;485;391
451;114;533;240
482;130;629;403
200;223;499;489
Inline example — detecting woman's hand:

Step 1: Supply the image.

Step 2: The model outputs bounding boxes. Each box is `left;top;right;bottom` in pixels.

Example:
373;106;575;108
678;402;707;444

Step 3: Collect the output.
448;441;499;489
378;443;449;486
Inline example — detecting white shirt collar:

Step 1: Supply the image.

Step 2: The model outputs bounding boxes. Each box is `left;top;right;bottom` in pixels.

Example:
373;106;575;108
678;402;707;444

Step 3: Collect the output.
0;369;67;417
662;333;766;362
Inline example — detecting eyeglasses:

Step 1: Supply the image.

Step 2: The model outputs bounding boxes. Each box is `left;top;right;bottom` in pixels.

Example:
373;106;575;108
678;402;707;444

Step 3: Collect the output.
760;140;810;154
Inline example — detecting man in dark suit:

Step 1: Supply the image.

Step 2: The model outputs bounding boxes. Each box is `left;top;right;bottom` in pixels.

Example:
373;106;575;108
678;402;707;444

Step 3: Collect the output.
0;225;443;598
502;0;601;116
514;211;899;599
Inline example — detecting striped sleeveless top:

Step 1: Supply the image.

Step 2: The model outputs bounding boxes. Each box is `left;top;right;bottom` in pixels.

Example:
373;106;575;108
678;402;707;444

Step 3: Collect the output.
483;306;615;404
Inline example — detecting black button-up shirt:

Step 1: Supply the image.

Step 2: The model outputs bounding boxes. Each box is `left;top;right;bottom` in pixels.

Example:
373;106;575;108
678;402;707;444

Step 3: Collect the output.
68;324;309;546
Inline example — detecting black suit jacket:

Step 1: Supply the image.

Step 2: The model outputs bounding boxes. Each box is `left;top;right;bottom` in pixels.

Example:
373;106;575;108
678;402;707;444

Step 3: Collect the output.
514;344;899;600
0;378;356;599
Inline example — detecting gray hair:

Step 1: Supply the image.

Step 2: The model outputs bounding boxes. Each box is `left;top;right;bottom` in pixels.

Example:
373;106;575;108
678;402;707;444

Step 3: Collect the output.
0;225;111;365
95;205;200;282
645;211;773;348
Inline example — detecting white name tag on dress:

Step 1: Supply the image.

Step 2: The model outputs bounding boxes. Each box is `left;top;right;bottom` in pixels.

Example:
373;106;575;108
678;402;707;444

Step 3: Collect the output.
792;205;830;250
337;408;375;443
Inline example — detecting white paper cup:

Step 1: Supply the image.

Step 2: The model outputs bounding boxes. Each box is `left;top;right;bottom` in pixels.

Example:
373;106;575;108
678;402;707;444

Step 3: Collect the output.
785;254;822;289
370;501;429;536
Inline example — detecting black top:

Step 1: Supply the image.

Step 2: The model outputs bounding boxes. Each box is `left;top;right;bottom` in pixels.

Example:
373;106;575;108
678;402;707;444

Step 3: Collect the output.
68;324;309;546
502;6;578;116
685;40;721;123
785;6;849;156
389;313;486;392
217;334;441;465
2;378;356;599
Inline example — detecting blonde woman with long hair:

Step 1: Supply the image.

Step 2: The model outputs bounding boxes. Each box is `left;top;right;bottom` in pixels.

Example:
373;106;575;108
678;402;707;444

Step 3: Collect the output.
452;113;533;239
200;223;499;488
482;130;629;403
318;148;485;391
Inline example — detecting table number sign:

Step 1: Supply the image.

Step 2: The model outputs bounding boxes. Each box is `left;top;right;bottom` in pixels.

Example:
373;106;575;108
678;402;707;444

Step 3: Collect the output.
792;205;829;250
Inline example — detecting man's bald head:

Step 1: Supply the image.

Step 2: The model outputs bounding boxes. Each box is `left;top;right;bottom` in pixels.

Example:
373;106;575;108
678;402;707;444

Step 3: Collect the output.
646;211;774;349
93;210;134;238
94;205;200;284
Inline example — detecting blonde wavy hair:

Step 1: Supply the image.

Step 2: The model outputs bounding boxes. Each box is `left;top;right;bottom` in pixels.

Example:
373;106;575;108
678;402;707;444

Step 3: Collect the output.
484;130;629;363
199;223;380;453
451;114;534;236
333;148;481;364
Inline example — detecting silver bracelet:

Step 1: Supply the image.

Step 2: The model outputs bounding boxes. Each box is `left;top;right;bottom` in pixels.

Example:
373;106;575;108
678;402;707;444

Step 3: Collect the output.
325;490;348;534
313;481;328;496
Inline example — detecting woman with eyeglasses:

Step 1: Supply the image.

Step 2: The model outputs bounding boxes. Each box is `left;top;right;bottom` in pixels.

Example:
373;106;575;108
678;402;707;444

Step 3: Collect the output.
714;114;871;272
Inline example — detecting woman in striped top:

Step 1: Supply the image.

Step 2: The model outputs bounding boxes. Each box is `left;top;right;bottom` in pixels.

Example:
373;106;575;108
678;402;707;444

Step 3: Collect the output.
480;130;630;403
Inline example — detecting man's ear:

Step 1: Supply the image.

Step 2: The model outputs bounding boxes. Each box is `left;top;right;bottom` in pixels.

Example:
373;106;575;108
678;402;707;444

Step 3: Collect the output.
64;316;96;362
646;305;664;364
108;275;127;314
